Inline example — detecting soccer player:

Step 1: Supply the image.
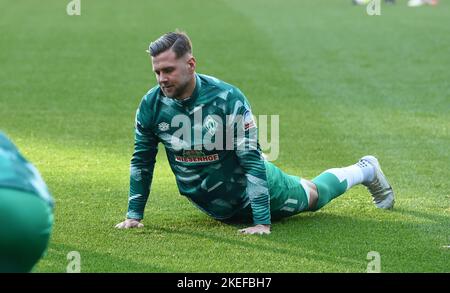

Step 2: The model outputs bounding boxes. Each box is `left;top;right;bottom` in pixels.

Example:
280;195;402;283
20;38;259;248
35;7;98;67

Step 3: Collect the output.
0;132;54;272
115;31;394;235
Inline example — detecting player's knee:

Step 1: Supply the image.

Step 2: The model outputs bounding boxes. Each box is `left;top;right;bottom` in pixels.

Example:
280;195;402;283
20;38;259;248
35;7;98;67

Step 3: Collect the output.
302;179;319;210
306;180;318;194
310;179;330;211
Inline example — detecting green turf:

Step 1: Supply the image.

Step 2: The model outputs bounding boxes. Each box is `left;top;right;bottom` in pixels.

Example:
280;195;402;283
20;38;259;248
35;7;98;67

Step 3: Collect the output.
0;0;449;272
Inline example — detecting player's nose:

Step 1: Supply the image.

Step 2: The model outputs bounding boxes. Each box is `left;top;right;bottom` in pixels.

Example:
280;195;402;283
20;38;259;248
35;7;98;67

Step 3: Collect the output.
159;74;169;84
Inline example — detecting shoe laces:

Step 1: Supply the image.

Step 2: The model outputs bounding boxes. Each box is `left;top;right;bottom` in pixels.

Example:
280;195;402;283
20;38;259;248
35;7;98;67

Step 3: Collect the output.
367;178;390;202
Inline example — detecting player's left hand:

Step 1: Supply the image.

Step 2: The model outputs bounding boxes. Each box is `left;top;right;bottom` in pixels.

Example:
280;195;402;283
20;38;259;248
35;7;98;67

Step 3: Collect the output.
238;224;271;235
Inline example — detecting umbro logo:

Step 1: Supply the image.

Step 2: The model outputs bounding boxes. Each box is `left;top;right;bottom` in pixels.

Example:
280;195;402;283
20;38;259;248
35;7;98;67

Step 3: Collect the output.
158;122;170;131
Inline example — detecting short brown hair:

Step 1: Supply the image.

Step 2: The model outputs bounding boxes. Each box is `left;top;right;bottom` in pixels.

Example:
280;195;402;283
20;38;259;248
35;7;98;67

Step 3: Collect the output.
147;31;192;58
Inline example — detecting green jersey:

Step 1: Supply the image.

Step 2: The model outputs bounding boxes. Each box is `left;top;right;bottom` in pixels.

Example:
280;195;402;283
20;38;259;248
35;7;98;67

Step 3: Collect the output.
0;132;54;207
127;73;271;225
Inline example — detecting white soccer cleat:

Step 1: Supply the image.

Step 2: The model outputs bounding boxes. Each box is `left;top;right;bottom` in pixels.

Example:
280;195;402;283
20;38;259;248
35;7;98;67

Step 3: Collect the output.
359;155;395;209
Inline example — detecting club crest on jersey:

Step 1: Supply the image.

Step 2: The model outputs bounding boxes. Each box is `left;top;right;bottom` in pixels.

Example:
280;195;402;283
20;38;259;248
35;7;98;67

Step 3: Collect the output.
203;115;218;136
158;122;170;131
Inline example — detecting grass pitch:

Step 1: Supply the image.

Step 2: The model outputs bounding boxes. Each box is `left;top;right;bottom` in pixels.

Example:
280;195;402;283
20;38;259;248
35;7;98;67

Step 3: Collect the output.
0;0;449;272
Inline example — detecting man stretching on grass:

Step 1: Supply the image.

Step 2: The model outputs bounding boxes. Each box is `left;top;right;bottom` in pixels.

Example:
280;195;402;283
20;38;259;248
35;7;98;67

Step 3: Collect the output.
116;31;394;235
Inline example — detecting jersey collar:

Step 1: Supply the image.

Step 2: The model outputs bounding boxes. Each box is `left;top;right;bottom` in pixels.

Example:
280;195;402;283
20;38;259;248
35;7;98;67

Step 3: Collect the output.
178;73;201;106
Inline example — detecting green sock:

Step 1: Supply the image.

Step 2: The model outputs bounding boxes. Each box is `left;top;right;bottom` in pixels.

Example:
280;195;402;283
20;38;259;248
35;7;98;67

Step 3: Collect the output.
311;172;348;210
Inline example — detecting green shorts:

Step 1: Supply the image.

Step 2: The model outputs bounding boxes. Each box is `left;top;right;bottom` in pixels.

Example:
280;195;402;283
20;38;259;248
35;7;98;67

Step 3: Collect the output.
0;188;53;272
265;161;311;220
228;161;311;223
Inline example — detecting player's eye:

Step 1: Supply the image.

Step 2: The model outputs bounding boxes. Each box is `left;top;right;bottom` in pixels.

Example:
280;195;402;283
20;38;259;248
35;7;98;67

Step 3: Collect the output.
164;67;174;74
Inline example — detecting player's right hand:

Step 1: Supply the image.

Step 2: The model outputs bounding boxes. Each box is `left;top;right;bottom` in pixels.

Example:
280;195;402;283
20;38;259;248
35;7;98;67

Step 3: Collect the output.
115;218;144;229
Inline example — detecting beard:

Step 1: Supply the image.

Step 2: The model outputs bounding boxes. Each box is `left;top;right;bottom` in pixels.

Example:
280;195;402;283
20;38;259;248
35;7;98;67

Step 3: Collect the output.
163;77;190;99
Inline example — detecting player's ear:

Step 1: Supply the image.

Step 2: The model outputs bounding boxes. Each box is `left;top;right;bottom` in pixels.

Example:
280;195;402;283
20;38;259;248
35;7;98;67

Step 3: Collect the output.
187;56;196;72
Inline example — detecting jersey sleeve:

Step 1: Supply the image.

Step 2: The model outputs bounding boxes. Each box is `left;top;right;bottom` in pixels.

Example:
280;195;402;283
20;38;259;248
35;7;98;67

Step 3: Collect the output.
229;89;271;225
127;95;159;219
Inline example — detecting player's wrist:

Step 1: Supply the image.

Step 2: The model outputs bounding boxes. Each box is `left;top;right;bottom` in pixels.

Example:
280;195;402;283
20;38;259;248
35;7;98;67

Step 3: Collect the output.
126;210;144;220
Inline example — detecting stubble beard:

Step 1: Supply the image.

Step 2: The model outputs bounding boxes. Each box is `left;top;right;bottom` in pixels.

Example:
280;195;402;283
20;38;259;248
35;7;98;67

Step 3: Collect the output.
169;75;192;100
